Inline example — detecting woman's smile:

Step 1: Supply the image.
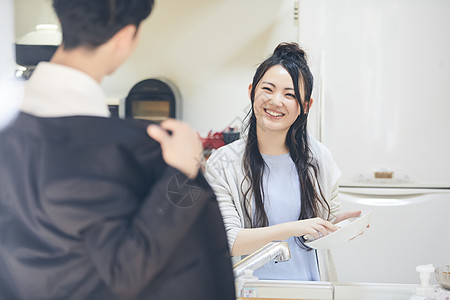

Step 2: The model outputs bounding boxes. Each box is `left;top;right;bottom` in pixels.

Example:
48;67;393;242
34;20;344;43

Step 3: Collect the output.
264;108;285;118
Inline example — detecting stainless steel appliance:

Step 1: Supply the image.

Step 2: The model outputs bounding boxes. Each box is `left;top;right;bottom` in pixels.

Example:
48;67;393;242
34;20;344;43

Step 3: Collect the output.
123;78;181;123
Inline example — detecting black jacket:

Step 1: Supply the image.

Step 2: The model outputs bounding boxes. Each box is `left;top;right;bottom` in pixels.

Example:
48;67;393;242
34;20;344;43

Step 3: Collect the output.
0;113;235;300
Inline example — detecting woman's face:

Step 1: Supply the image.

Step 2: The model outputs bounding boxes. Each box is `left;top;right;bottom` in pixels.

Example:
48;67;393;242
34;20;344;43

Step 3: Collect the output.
251;65;306;134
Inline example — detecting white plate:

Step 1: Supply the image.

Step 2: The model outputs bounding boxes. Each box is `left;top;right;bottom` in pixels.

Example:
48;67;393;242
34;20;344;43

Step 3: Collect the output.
305;210;372;249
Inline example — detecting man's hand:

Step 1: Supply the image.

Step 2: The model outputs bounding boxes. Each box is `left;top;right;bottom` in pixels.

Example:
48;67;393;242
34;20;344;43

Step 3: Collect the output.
147;119;203;178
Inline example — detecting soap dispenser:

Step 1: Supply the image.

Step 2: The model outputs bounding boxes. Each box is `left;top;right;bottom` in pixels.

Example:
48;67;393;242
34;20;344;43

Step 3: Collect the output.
410;264;436;300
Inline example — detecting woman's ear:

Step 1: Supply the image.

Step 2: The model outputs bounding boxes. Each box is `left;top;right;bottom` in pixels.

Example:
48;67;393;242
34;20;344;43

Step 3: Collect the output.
306;98;314;113
248;84;253;102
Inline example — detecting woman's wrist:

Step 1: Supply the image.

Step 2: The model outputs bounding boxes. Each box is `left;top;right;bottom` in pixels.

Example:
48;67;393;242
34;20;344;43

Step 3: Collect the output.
276;221;297;240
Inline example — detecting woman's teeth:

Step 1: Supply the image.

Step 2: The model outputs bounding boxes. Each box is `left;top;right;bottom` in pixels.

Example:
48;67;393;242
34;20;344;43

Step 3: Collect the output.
265;109;284;117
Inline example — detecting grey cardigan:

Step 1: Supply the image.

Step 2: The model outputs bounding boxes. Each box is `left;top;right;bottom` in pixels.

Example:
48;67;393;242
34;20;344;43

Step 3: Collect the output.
204;137;342;281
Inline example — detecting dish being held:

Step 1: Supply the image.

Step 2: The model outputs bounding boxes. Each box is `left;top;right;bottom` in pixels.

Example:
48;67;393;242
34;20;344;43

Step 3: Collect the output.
304;210;372;250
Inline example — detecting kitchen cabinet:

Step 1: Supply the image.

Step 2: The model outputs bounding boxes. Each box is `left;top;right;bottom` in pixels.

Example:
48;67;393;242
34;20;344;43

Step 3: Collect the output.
237;280;417;300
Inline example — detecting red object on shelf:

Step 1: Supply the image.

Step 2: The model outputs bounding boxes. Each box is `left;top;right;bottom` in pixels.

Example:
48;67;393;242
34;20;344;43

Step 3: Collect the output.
201;131;225;150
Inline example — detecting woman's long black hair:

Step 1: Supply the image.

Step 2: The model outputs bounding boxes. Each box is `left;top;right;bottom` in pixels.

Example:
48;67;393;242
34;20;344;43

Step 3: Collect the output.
241;42;331;243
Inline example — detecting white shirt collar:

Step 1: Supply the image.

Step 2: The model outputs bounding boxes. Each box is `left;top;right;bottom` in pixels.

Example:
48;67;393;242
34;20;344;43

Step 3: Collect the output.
21;62;110;118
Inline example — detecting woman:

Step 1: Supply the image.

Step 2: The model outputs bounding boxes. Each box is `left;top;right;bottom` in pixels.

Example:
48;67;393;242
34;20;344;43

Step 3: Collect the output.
205;42;360;281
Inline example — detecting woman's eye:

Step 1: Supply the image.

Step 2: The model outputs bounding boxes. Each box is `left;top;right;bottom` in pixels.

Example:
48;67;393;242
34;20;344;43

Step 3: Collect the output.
262;87;272;92
286;93;296;99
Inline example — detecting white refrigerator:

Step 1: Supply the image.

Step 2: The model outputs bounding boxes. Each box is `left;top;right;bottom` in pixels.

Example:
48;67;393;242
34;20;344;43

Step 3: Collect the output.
298;0;450;284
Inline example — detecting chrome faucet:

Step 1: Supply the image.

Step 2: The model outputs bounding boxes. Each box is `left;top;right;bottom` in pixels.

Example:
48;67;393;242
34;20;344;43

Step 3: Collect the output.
233;241;291;278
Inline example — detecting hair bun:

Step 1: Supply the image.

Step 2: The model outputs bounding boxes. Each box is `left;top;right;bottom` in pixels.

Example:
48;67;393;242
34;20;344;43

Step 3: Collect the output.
273;42;306;61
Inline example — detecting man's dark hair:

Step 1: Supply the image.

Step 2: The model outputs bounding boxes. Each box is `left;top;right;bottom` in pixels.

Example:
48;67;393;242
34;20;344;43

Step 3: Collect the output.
53;0;155;50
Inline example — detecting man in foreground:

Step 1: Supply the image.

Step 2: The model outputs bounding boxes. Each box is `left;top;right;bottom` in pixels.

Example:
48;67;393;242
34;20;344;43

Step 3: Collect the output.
0;1;235;299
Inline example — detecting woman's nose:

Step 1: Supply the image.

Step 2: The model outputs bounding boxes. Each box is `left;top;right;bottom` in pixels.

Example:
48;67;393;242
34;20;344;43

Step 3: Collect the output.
270;93;283;106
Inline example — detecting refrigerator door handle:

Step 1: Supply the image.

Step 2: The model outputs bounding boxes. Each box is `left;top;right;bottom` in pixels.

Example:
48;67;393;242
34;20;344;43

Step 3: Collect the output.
317;50;326;143
340;187;449;197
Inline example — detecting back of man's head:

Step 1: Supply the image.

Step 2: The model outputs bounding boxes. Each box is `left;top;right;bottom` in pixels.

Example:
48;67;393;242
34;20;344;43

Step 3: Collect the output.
53;0;155;50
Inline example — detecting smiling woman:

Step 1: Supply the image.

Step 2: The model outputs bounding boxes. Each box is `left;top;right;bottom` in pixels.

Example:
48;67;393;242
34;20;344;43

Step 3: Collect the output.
205;42;364;282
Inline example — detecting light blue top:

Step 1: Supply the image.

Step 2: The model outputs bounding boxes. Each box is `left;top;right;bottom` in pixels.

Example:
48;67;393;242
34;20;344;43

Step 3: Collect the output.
252;152;320;281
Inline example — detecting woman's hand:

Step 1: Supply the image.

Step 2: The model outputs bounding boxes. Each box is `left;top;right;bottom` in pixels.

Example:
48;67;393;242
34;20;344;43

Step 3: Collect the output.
232;217;338;256
332;210;362;225
332;210;370;240
289;217;338;241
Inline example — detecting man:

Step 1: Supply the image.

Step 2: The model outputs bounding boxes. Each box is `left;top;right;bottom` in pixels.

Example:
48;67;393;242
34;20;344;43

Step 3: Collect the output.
0;0;235;299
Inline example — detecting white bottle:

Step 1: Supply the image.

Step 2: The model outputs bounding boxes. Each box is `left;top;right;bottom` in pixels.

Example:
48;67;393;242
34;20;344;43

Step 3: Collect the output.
410;264;436;300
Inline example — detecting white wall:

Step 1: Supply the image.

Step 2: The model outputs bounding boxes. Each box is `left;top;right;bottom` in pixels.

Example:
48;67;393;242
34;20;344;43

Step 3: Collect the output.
14;0;298;134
